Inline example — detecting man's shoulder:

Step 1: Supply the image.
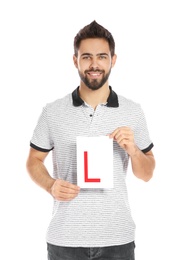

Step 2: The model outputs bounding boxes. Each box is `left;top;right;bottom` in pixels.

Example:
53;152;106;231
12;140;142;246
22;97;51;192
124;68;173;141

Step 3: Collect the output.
117;94;141;109
45;93;72;111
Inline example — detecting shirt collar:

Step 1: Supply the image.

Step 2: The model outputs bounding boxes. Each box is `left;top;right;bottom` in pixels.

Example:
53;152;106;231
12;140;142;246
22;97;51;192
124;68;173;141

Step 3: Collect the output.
72;86;119;107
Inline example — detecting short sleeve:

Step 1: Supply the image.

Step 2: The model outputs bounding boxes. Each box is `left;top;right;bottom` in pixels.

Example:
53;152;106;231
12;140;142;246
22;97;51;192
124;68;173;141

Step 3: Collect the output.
30;106;54;152
134;105;154;153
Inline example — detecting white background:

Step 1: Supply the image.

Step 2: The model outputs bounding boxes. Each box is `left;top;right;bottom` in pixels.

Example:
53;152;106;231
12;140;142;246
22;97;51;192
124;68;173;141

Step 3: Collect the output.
0;0;183;259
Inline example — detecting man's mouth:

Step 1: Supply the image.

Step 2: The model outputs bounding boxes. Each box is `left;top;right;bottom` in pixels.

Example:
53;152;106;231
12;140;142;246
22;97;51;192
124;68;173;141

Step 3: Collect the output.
86;70;103;79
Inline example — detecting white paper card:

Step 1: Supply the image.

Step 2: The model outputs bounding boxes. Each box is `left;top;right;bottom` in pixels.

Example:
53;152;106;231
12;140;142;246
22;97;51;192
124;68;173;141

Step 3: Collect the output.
77;136;113;188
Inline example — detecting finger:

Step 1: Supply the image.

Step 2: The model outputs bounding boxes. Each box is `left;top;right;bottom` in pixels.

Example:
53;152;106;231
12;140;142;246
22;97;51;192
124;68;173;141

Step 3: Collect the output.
109;128;120;139
118;138;129;146
57;185;80;194
115;136;125;144
109;127;131;139
51;180;80;200
53;187;80;201
56;192;79;201
114;132;127;141
58;179;80;191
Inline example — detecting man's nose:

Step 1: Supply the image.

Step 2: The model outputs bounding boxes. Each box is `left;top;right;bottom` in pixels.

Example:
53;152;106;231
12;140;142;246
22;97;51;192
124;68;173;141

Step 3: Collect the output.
89;58;99;70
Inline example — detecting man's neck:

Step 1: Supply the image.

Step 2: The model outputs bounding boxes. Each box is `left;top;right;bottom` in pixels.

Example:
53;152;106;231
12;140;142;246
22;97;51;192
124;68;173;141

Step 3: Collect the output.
78;84;110;110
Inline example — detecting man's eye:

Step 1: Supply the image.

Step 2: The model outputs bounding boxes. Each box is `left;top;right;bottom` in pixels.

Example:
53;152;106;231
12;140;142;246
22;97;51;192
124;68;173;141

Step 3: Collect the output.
83;56;91;59
99;55;107;59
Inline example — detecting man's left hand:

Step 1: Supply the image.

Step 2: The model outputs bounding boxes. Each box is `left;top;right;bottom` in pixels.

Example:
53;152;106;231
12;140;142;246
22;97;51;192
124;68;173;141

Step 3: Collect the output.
109;126;138;156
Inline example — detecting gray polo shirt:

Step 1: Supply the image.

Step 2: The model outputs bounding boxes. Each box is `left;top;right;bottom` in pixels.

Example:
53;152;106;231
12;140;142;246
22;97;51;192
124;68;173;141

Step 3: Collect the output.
30;86;153;247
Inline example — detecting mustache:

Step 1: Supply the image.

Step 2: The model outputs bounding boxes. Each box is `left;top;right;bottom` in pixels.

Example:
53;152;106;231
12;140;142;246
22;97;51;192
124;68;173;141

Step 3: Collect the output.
85;69;105;73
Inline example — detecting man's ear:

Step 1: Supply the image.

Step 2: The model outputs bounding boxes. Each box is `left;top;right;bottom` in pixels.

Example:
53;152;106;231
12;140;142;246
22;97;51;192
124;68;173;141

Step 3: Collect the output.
73;55;78;68
111;54;117;68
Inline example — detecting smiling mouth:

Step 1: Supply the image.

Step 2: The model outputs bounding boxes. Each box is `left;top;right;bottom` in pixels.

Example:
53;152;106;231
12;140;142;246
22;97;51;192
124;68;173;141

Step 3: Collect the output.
86;70;103;78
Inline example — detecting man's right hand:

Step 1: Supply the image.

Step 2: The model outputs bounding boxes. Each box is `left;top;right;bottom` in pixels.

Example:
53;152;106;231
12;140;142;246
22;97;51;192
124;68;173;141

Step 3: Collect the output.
51;179;80;201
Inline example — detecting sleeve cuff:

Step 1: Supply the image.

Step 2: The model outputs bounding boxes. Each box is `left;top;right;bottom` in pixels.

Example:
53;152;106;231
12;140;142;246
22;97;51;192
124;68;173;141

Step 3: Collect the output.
30;142;53;152
141;143;154;153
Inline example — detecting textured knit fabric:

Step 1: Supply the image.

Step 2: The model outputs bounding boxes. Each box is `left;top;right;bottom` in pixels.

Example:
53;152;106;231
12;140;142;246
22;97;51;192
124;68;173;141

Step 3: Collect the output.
30;86;153;247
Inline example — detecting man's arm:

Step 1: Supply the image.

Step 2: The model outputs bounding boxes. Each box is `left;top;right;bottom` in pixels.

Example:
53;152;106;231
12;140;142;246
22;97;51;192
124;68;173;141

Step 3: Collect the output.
130;148;155;182
109;126;155;182
26;148;80;201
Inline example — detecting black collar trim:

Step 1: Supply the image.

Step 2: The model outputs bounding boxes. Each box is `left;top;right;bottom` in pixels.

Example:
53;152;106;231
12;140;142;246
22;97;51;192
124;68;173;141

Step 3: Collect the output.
72;86;119;107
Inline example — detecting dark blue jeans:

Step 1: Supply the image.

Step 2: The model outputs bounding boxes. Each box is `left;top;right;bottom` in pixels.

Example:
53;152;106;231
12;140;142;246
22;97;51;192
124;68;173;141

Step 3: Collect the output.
47;241;135;260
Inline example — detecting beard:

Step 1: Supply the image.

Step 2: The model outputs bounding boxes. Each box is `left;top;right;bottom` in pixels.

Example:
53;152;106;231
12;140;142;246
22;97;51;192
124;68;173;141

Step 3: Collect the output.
78;68;111;91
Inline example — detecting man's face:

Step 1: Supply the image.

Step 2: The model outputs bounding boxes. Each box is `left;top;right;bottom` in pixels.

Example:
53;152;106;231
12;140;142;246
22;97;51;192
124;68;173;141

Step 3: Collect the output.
73;38;116;90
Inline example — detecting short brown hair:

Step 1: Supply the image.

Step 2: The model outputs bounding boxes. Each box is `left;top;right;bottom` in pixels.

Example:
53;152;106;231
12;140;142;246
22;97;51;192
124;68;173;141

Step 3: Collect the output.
74;20;115;57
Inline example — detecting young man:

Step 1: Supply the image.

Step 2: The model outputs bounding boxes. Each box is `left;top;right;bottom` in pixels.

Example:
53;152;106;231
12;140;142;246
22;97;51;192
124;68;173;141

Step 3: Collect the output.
26;20;155;260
